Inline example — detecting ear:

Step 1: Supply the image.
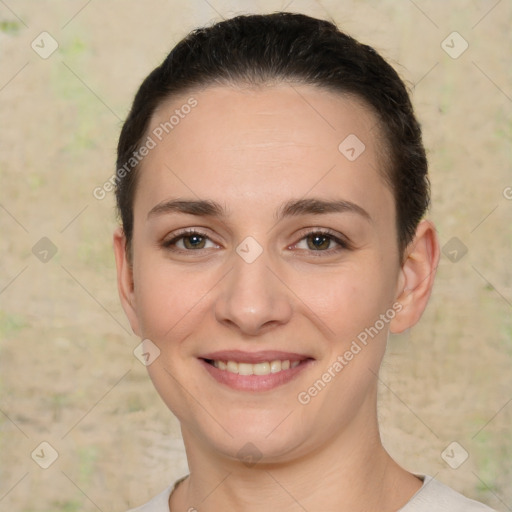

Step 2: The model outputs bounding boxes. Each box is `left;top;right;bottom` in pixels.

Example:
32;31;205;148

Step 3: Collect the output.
113;227;141;337
390;219;440;334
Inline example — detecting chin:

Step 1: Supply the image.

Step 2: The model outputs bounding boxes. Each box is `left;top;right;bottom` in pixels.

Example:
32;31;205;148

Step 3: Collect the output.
195;412;312;464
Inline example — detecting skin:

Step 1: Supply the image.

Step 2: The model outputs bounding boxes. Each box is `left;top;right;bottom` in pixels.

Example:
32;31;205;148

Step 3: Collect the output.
113;84;440;511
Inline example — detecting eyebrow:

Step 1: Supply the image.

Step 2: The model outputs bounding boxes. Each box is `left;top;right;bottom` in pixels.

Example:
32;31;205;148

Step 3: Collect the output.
147;197;372;222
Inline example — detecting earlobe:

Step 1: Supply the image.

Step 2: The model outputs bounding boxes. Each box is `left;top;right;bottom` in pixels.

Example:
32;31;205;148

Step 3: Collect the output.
390;220;440;334
113;227;141;337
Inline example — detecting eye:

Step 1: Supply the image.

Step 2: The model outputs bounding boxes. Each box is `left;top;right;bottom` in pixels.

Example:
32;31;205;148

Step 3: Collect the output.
293;229;351;253
162;228;351;255
162;229;219;251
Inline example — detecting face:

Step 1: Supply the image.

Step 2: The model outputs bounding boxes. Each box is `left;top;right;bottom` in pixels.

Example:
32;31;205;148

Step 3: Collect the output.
115;84;416;464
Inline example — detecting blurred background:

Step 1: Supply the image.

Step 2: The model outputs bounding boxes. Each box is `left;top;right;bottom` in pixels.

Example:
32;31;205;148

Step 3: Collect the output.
0;1;511;510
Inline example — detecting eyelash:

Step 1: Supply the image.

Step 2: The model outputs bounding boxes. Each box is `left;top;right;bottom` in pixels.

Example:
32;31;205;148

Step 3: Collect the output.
162;228;352;255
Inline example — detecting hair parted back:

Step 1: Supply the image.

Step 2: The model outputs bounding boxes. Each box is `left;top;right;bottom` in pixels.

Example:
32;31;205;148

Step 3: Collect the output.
116;12;430;263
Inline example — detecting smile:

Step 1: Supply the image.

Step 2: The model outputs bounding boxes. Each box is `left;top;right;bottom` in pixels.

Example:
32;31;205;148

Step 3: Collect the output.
198;350;315;392
207;359;301;375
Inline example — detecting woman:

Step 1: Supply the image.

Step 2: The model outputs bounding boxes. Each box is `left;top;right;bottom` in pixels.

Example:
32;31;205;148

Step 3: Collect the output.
113;12;496;512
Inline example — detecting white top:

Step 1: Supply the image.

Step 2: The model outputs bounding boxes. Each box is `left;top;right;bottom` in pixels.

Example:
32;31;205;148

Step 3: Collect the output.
126;474;496;511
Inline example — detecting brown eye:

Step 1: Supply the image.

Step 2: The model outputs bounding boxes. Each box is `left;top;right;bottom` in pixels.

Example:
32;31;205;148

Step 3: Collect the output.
306;233;332;251
293;230;350;253
182;234;207;250
163;230;217;251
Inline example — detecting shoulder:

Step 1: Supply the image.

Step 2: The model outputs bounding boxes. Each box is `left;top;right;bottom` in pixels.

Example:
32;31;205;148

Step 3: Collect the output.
400;475;497;512
125;474;188;512
127;474;497;512
125;484;174;512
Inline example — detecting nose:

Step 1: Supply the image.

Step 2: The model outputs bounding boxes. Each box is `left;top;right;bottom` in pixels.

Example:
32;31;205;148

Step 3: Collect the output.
214;247;294;336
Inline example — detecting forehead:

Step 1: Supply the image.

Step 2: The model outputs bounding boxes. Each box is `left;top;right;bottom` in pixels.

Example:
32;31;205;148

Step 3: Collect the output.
135;84;393;225
149;84;380;158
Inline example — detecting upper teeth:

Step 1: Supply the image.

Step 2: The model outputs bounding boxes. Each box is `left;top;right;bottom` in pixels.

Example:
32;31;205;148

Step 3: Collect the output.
212;360;300;375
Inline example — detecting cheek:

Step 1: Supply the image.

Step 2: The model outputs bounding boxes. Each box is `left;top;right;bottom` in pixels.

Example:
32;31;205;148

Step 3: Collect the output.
133;254;397;344
295;263;395;343
132;254;218;341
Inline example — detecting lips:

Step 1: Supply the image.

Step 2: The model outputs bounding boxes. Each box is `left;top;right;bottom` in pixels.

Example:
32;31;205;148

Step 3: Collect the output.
198;350;314;391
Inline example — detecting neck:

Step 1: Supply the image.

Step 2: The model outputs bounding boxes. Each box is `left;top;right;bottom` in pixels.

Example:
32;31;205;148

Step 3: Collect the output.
171;393;422;512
